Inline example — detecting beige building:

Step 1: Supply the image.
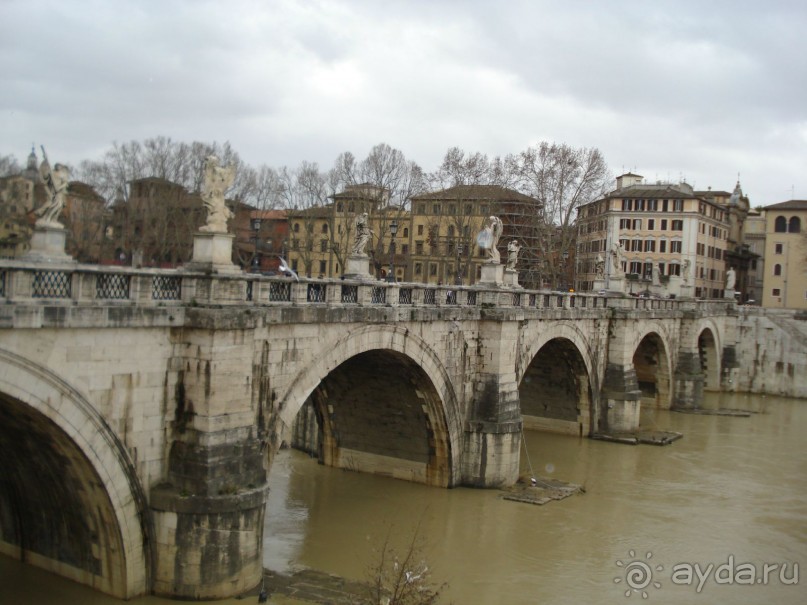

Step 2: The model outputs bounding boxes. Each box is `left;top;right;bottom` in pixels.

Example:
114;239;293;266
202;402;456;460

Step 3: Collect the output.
409;185;543;286
576;173;740;299
760;200;807;309
287;184;409;280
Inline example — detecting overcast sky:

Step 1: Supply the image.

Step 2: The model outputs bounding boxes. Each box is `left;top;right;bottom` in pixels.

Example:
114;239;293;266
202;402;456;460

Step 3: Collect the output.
2;0;806;204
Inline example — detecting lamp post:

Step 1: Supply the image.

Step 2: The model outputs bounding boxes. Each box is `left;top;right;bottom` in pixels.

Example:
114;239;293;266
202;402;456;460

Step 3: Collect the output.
386;219;398;283
251;217;262;272
561;250;569;291
455;242;464;285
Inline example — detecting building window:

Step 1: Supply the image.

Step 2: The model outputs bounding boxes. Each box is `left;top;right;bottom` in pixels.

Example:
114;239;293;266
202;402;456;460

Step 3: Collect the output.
629;261;642;274
775;243;783;254
671;220;683;231
644;239;655;252
620;218;631;229
403;227;409;237
415;262;422;275
775;216;787;232
669;263;680;276
632;219;642;230
433;204;441;214
320;239;328;252
401;244;409;254
670;241;682;253
293;223;300;233
322;223;328;233
661;219;668;230
416;241;424;255
319;260;327;274
789;216;801;233
772;288;781;296
418;204;425;214
659;239;667;253
774;264;782;276
448;204;456;215
673;200;683;211
622;199;632;211
648;219;655;230
417;224;424;236
448;225;455;237
429;263;437;276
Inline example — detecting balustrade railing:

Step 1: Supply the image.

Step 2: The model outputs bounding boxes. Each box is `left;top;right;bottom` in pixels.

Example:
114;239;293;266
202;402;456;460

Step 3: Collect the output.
0;261;707;314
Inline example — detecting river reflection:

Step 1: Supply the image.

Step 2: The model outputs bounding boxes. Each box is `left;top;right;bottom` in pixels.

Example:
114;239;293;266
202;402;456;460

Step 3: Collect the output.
1;393;805;604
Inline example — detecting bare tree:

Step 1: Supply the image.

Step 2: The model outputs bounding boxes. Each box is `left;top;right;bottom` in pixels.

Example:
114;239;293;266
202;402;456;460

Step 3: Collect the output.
0;154;21;178
513;143;611;288
362;522;446;605
328;143;427;276
283;161;333;276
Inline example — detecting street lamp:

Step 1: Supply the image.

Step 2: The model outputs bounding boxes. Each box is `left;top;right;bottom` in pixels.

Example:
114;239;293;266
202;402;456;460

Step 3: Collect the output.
386;219;398;283
561;250;569;291
251;217;262;272
455;242;464;285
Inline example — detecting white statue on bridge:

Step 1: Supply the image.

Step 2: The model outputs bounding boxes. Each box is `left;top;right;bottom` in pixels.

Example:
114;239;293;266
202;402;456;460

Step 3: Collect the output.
726;266;736;290
506;239;521;271
610;242;625;278
477;216;503;264
200;155;235;233
35;146;70;228
351;212;373;255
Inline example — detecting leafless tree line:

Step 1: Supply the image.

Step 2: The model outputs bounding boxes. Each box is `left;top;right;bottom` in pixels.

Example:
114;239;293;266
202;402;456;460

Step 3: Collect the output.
2;139;610;278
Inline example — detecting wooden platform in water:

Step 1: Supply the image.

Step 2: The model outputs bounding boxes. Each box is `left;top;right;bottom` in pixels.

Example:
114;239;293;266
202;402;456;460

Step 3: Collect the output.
673;408;753;417
591;430;684;446
500;477;584;506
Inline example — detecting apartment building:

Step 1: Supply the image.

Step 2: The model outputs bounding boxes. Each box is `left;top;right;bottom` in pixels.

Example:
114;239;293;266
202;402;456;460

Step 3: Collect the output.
576;173;734;298
761;200;807;309
409;185;543;286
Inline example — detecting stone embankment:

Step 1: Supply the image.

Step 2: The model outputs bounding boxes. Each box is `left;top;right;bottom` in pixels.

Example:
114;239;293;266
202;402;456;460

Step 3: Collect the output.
733;308;807;399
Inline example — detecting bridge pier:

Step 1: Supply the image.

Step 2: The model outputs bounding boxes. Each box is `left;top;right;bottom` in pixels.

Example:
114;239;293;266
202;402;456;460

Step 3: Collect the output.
462;321;521;487
602;363;642;432
151;326;268;599
672;348;704;409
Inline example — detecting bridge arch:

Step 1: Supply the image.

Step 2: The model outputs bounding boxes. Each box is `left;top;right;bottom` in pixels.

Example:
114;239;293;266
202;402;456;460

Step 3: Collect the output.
0;348;151;599
518;322;599;436
627;320;676;410
695;320;722;391
279;325;462;487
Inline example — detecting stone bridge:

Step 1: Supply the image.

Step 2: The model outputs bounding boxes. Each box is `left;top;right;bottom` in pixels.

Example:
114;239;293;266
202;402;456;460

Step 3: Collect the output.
0;260;738;599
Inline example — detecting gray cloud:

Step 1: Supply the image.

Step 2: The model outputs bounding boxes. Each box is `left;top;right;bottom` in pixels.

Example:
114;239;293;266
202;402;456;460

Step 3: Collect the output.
1;0;805;203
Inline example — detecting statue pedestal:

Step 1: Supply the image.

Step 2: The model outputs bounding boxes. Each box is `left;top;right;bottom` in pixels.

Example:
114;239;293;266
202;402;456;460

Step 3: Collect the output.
503;268;521;288
724;288;737;300
679;284;695;299
186;232;240;274
593;278;606;292
478;263;504;287
607;276;625;294
22;224;75;263
343;254;373;280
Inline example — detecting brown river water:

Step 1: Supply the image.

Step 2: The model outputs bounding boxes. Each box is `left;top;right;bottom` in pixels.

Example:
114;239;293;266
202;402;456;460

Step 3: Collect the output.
1;392;805;604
